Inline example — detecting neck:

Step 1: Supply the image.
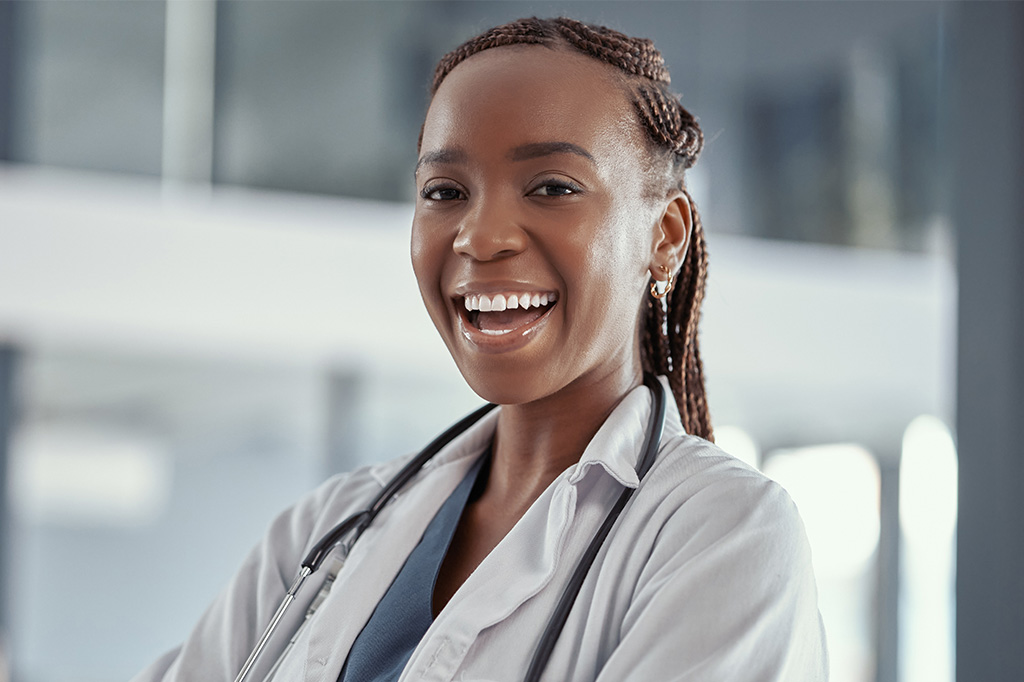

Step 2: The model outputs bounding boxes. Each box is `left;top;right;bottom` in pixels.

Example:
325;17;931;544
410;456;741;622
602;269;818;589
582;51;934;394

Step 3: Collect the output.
483;361;643;513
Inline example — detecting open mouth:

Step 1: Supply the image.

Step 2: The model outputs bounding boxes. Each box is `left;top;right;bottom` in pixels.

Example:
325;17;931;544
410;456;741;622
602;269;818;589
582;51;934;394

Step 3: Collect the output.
461;292;558;336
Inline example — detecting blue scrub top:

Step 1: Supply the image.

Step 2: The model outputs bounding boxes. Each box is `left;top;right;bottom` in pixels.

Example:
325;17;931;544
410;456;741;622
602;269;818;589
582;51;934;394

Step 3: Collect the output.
338;452;489;682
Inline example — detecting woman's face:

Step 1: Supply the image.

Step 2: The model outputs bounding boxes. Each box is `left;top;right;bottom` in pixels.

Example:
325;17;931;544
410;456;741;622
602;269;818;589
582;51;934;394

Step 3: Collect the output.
412;46;663;406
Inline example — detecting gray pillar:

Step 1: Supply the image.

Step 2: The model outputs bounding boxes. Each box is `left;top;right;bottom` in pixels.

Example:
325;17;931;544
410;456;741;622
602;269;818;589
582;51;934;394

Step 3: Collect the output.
0;344;17;667
161;0;218;186
875;459;899;682
0;0;16;161
953;3;1024;680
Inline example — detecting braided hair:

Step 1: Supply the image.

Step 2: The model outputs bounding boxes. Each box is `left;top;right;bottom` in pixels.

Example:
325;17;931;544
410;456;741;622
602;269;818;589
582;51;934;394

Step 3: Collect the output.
427;17;713;442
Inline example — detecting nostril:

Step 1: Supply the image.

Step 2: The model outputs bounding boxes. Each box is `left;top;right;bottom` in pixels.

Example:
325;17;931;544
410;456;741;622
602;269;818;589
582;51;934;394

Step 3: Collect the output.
453;216;528;261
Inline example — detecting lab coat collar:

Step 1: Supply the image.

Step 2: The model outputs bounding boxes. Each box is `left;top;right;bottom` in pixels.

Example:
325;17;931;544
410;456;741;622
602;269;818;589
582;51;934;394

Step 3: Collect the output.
568;375;684;489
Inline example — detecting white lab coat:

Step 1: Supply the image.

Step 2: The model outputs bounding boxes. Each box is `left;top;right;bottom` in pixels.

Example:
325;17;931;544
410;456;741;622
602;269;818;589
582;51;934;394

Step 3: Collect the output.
133;378;828;681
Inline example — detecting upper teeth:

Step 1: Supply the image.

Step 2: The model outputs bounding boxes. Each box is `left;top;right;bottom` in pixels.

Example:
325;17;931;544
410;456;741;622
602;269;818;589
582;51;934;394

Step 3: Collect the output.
463;292;555;312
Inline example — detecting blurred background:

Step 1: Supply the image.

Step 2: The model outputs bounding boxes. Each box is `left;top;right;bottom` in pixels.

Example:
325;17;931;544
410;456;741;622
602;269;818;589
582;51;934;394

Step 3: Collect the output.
0;1;1020;681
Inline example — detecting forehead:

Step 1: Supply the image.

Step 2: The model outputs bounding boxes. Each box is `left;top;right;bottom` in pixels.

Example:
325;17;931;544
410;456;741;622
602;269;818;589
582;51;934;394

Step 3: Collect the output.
421;45;645;164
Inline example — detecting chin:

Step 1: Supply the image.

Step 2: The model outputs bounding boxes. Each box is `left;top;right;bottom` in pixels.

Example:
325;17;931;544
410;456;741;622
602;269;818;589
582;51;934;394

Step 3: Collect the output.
454;359;553;407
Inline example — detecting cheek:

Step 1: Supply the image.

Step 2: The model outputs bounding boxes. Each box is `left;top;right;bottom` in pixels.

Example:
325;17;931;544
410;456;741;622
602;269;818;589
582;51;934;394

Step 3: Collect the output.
410;227;427;282
583;205;653;290
410;218;446;300
563;203;654;330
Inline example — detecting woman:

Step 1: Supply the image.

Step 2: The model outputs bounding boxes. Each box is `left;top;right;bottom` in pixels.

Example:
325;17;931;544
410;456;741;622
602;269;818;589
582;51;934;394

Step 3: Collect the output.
134;17;827;682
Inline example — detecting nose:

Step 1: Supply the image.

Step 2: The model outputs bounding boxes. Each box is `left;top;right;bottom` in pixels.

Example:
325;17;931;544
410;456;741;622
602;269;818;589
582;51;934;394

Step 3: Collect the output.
452;196;527;262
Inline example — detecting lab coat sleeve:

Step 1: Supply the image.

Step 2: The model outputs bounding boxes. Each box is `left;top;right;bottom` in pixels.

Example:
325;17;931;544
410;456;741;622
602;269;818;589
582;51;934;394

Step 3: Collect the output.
130;471;368;682
596;474;829;681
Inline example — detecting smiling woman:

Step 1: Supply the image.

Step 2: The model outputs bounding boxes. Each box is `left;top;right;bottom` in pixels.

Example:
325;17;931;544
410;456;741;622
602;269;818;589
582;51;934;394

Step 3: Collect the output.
132;17;828;682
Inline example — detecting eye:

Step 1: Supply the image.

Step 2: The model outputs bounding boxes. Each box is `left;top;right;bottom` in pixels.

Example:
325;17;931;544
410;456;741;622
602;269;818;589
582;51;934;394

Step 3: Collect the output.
528;179;583;197
420;184;466;201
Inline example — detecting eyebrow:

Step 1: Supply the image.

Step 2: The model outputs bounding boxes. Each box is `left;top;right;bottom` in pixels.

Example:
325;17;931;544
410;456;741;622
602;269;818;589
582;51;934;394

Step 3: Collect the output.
415;141;595;175
415;148;467;174
508;141;595;163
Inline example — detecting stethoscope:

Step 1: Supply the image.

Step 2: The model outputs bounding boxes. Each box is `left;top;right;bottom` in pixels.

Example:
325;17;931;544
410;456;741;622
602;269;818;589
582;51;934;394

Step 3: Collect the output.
235;373;666;682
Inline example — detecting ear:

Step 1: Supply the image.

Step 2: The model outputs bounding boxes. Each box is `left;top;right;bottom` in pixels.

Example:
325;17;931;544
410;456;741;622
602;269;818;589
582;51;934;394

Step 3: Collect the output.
649;192;692;277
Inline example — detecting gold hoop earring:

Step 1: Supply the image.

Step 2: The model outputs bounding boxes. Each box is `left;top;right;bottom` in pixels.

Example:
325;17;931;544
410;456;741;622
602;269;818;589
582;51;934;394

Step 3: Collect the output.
650;265;674;299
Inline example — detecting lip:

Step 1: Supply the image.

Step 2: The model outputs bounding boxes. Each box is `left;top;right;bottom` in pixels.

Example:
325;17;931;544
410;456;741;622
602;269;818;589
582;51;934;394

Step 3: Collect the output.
451;281;558;354
452;280;558;299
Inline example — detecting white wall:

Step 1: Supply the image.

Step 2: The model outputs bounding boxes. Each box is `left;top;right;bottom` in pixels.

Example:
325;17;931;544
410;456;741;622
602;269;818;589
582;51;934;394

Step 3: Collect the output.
0;164;956;452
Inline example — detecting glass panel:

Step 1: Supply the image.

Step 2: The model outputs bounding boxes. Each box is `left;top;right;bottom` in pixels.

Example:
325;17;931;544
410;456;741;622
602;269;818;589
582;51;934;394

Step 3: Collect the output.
742;20;945;251
9;0;165;175
8;349;326;681
213;0;433;200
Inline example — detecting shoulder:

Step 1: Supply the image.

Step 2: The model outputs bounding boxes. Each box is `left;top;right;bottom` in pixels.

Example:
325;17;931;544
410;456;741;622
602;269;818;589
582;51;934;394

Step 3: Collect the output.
618;436;827;675
615;435;828;678
650;433;793;511
640;433;812;569
640;379;805;543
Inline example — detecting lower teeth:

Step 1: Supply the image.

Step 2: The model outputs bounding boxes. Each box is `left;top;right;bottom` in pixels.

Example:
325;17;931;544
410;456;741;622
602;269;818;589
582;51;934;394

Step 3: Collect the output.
467;301;554;335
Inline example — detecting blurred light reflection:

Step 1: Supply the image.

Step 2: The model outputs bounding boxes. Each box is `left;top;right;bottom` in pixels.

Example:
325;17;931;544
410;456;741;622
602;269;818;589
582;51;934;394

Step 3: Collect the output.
899;415;957;682
765;444;880;577
11;424;171;526
764;444;880;682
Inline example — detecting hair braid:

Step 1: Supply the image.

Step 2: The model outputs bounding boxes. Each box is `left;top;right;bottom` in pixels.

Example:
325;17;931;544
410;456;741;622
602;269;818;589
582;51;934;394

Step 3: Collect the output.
553;19;670;83
431;18;549;93
635;84;704;168
428;17;714;442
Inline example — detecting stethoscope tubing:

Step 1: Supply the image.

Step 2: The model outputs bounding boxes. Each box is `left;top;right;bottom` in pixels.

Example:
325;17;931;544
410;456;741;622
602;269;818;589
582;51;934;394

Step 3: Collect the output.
234;375;664;682
234;402;499;682
302;401;499;573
